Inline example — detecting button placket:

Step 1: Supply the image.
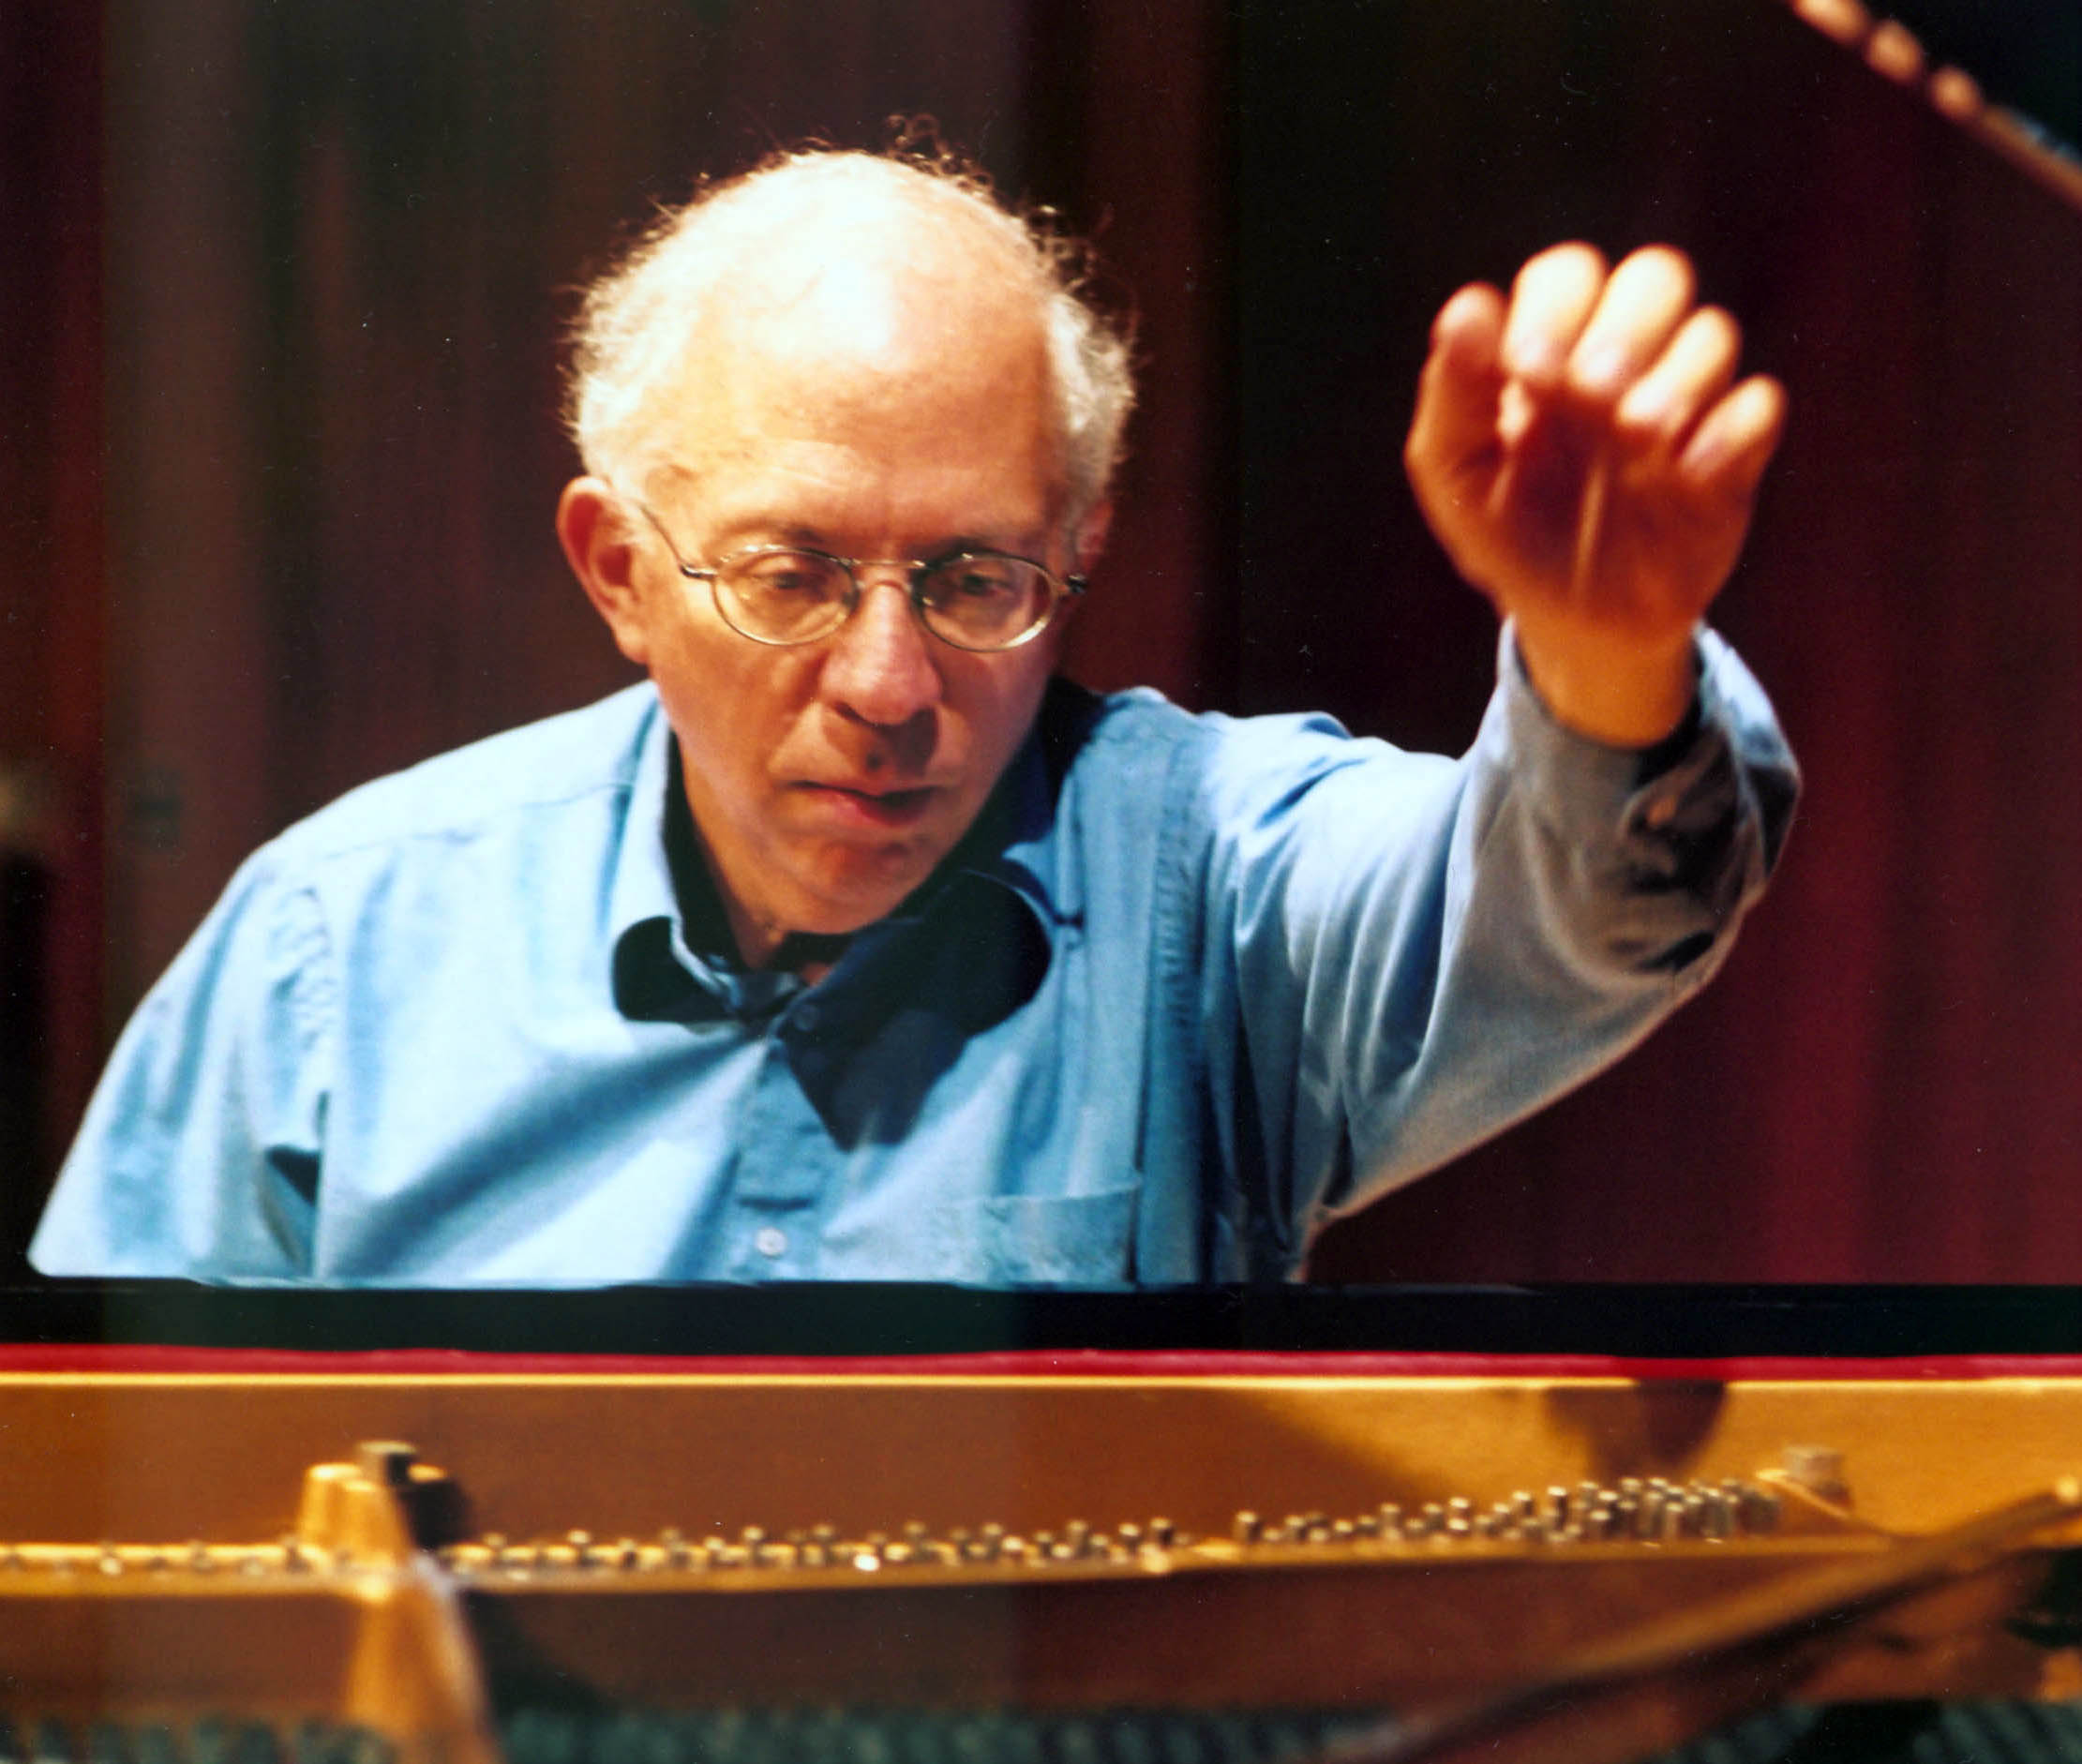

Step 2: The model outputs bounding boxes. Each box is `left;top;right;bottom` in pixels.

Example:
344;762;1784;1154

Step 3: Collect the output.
726;1005;845;1277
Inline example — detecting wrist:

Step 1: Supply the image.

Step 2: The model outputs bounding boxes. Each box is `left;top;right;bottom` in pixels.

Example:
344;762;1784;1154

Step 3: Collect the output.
1511;620;1700;748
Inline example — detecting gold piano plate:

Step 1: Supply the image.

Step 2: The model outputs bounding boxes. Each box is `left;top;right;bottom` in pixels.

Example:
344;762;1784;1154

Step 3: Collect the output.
6;1367;2082;1764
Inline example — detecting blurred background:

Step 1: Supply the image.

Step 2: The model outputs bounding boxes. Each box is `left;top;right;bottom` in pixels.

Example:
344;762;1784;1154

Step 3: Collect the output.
3;0;2080;1283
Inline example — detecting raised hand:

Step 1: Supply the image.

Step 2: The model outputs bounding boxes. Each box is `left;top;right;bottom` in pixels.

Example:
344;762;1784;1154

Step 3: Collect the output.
1405;244;1786;746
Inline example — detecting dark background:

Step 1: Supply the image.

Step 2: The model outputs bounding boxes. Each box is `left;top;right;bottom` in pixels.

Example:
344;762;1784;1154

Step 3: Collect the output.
4;0;2081;1283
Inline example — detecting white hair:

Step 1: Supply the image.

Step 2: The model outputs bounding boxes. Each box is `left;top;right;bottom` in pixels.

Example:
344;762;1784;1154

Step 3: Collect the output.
566;149;1137;524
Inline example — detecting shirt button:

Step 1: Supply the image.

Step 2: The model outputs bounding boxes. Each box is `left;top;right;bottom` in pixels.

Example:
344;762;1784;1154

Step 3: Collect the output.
754;1226;788;1259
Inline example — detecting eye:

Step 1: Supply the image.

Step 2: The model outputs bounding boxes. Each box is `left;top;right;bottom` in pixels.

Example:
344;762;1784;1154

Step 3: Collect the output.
929;555;1026;603
733;551;843;598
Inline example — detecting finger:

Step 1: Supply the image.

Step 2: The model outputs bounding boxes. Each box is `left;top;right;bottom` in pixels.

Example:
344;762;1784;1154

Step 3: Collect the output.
1614;306;1741;453
1406;282;1507;496
1431;279;1507;384
1567;246;1696;404
1500;243;1608;391
1679;375;1788;501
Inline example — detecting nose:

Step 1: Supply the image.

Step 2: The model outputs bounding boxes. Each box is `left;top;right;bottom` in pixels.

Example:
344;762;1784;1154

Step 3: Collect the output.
818;575;943;727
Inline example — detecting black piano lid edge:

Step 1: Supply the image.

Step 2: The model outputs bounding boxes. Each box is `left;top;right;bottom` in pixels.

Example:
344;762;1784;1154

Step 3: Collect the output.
2;1281;2082;1359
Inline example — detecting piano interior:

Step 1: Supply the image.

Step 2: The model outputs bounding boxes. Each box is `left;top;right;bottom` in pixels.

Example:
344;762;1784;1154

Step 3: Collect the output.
9;1344;2082;1764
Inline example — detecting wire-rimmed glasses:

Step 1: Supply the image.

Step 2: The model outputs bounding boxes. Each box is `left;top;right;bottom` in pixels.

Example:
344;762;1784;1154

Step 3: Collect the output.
637;504;1085;652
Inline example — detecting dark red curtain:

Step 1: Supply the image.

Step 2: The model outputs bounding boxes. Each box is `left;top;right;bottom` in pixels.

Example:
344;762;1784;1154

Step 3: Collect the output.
0;2;103;1258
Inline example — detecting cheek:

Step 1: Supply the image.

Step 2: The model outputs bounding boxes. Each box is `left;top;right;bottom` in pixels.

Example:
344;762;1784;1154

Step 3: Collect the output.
653;630;809;782
962;652;1058;763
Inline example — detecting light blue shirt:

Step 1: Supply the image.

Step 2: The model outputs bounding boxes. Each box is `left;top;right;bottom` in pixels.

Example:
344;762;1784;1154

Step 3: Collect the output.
31;632;1796;1285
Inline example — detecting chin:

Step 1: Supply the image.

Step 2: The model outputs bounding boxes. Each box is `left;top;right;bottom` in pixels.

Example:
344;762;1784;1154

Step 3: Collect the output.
786;881;923;938
792;851;944;929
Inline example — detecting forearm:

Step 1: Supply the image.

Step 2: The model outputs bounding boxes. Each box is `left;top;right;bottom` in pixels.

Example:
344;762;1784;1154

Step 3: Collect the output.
1220;624;1797;1257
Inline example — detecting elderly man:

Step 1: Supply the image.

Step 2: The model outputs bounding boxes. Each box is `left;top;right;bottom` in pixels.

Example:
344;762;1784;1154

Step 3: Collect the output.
33;149;1796;1285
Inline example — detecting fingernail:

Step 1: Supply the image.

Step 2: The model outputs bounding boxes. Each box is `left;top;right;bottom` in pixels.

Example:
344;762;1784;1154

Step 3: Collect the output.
1573;344;1627;396
1685;435;1729;482
1618;383;1671;436
1506;338;1562;385
1499;380;1535;446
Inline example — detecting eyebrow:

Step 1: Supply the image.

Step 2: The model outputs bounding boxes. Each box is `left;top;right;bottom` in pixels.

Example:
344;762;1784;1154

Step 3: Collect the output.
710;520;1049;560
707;520;832;548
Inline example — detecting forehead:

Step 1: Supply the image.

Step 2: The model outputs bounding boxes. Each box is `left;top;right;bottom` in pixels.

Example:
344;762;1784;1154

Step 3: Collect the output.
650;251;1066;537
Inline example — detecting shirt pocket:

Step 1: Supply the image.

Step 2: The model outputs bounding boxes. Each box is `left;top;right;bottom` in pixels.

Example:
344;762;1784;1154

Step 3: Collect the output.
921;1185;1139;1286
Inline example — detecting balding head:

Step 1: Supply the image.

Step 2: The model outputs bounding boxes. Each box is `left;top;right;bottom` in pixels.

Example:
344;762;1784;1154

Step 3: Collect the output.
567;151;1134;528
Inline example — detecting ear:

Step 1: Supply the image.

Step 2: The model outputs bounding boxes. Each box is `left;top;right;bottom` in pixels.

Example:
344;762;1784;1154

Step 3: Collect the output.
1071;499;1115;575
558;477;652;668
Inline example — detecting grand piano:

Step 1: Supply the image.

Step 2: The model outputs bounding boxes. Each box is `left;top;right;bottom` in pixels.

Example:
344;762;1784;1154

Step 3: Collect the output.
9;1285;2082;1764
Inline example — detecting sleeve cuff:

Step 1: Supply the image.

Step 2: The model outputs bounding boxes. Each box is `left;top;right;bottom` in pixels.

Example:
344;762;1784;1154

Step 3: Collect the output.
1487;620;1791;852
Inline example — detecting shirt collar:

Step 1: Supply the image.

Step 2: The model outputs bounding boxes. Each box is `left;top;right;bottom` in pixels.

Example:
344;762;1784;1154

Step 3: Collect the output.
951;675;1105;929
604;689;684;952
898;714;1078;935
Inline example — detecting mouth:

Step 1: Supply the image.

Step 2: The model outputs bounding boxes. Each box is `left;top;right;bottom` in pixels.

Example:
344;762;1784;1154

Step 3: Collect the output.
796;781;942;829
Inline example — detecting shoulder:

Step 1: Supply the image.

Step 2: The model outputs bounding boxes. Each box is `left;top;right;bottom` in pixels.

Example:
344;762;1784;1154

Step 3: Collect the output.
1052;678;1446;816
1041;680;1458;895
1046;677;1377;774
265;682;663;869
